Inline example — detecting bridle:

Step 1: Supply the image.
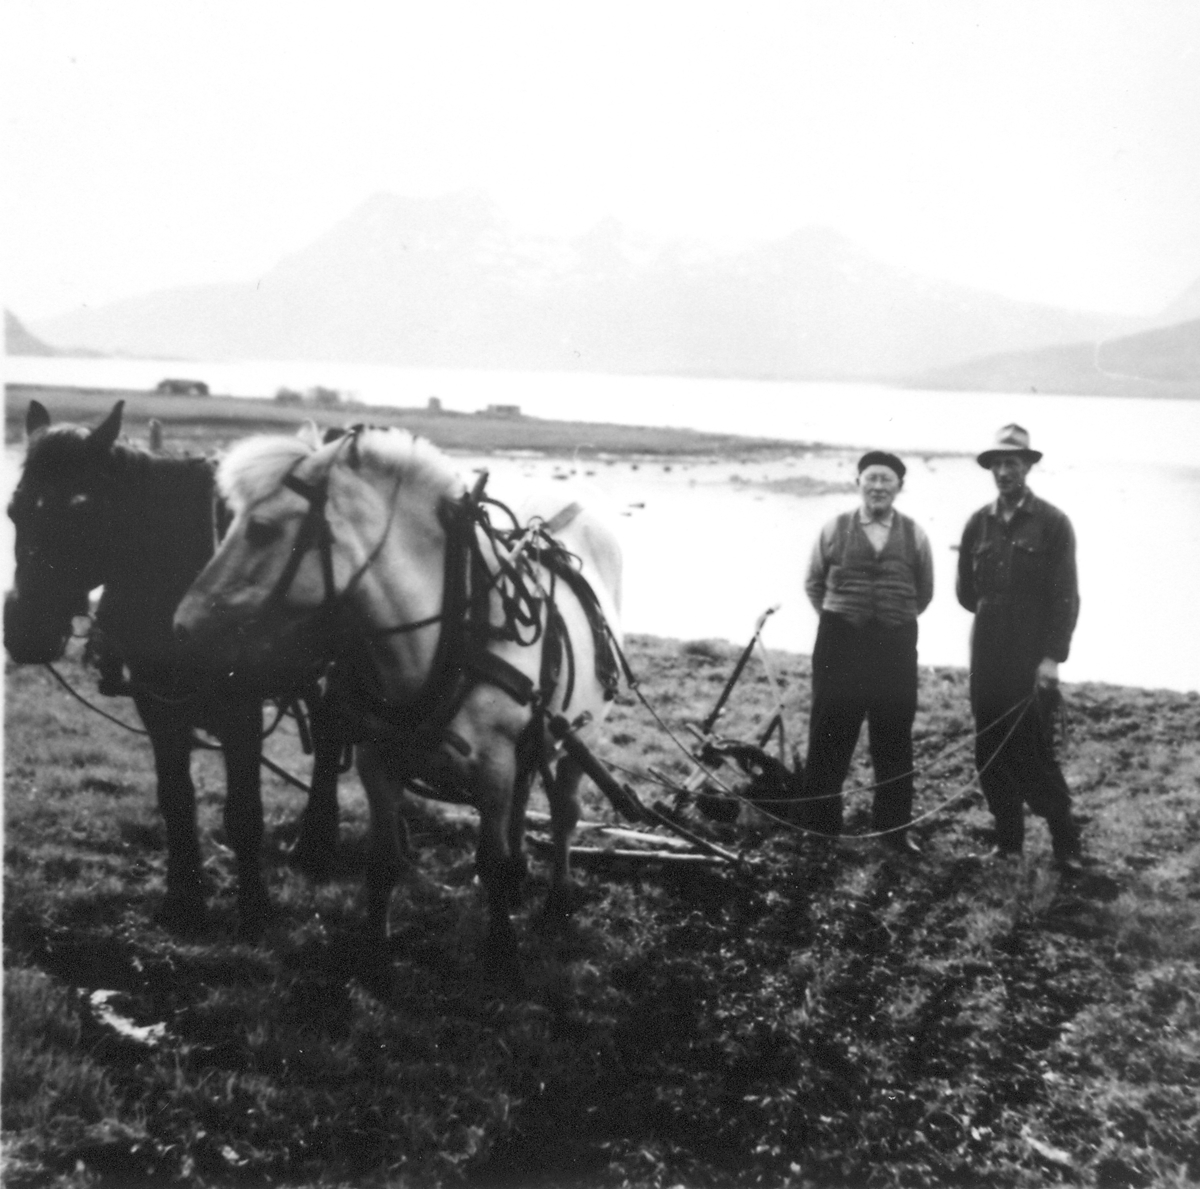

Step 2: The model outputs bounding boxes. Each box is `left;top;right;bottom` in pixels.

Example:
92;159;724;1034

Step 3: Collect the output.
7;468;116;650
236;436;622;762
256;466;339;626
255;446;444;642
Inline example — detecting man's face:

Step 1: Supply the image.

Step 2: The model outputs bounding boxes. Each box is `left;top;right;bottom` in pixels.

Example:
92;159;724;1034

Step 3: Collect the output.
859;464;901;517
990;455;1032;499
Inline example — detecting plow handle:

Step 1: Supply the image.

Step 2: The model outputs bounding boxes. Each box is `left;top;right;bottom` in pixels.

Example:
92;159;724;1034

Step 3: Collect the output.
700;605;779;735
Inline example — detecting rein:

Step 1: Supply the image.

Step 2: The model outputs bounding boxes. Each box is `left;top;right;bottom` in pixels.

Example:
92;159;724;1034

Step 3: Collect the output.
41;659;336;797
260;446;445;642
256;451;619;761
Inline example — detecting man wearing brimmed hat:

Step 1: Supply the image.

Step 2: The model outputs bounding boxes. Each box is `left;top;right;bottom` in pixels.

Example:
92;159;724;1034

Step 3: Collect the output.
799;450;934;855
957;424;1083;870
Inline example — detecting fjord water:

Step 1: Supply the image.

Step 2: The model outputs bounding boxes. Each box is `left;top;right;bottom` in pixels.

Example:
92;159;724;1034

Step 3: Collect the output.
5;356;1199;691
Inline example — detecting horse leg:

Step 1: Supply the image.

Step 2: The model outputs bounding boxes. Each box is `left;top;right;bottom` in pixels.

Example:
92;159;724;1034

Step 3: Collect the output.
290;698;343;881
355;742;410;940
219;705;271;942
473;748;525;986
502;765;533;909
140;709;206;933
542;753;585;922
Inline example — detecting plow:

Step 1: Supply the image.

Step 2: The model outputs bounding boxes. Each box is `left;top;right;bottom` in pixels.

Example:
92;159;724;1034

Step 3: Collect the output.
529;605;804;869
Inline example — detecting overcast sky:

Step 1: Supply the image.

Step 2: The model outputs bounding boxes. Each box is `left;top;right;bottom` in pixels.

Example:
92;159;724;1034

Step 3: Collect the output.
5;0;1200;322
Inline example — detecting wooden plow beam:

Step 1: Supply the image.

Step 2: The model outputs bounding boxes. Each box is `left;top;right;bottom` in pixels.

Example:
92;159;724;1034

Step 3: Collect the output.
546;713;742;866
524;810;729;866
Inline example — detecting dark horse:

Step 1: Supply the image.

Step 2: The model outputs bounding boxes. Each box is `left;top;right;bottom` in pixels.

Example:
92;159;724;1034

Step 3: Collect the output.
3;400;343;938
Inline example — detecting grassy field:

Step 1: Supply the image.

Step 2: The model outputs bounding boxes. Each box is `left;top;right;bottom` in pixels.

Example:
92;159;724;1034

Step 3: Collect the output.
4;630;1199;1188
4;385;803;458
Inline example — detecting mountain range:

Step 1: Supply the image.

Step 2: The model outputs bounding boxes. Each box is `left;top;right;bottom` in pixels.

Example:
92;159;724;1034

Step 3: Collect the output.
13;191;1199;395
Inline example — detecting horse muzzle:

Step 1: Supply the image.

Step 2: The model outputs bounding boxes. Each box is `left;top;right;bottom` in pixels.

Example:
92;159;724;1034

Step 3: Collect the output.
4;590;71;664
173;600;327;680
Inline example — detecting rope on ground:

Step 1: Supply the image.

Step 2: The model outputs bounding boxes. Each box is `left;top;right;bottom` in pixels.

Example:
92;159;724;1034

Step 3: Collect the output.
42;662;322;795
615;653;1037;843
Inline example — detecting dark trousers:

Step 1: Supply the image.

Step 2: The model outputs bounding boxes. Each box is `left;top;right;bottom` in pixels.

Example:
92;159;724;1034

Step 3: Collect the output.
970;642;1077;855
799;613;918;836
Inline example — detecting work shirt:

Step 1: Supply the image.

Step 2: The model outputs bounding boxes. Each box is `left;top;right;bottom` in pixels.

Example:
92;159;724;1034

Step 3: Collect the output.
806;508;934;629
956;490;1079;664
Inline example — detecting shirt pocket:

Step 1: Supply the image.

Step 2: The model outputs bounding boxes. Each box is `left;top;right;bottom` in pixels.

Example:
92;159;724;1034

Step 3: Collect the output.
1011;537;1050;591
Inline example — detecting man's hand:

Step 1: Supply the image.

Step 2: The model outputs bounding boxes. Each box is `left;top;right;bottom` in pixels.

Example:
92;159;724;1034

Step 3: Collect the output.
1036;658;1060;688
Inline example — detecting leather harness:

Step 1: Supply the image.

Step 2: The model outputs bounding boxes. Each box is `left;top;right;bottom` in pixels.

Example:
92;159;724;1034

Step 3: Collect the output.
257;446;620;770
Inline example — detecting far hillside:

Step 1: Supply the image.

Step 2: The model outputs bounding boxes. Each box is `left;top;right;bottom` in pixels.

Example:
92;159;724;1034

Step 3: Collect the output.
909;317;1200;400
5;309;102;359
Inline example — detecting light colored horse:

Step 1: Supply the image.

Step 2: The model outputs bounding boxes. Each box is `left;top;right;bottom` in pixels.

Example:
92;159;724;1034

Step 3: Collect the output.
173;427;623;975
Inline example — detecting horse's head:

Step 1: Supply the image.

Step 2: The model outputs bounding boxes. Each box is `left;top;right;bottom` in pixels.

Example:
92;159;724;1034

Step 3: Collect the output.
5;401;123;664
173;426;459;679
172;432;349;673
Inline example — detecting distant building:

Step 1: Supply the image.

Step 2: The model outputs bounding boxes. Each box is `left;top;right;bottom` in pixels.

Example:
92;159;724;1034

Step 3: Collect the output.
307;386;342;407
274;387;303;405
428;396;442;412
478;404;522;417
155;378;209;396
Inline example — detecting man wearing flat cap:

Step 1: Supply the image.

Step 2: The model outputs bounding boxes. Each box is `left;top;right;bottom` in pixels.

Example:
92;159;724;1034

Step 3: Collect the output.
957;424;1083;869
800;450;934;854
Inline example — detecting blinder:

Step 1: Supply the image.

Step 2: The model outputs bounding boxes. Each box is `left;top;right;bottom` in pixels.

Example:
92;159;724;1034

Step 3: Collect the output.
256;466;340;625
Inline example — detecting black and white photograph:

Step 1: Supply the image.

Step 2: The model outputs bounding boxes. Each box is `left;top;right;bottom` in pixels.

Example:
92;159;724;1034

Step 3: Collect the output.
4;2;1199;1185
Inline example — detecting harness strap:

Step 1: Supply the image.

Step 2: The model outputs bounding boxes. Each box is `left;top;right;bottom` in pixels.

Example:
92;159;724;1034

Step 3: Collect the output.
462;645;537;707
263;469;336;619
283;466;622;778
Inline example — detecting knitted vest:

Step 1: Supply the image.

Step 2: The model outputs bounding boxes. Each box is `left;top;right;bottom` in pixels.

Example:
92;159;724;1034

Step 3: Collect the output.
821;511;921;628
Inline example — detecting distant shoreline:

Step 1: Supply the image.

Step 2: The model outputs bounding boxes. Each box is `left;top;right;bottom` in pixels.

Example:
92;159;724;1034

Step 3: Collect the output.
4;381;839;459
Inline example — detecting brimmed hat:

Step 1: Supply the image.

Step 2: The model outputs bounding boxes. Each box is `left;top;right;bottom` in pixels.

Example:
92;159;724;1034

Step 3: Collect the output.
977;423;1043;468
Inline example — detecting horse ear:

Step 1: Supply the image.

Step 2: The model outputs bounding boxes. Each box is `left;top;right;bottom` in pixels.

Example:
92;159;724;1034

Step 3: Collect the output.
295;420;322;449
25;400;51;437
89;401;125;452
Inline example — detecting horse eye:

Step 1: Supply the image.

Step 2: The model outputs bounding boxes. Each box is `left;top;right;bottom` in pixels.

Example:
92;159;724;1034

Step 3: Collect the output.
246;518;283;547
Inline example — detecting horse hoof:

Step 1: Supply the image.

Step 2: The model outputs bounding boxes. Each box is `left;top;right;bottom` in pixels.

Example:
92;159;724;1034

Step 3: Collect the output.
154;895;207;936
355;949;398;1000
496;854;528;909
235;909;270;945
542;883;586;923
236;891;275;944
503;873;527;909
483;934;524;993
288;836;336;882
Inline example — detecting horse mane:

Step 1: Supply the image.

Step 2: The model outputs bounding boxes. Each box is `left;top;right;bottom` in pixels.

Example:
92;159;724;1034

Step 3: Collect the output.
218;427;465;512
218;435;315;512
88;440;219;666
353;427;466;502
